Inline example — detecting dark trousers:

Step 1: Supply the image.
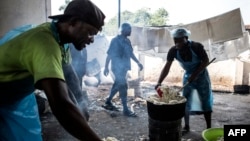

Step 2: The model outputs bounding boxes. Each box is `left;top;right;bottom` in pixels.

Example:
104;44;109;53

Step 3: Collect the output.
106;69;130;112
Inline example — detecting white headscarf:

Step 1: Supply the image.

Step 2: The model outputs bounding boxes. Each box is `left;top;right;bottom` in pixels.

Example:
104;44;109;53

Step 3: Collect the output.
170;28;191;38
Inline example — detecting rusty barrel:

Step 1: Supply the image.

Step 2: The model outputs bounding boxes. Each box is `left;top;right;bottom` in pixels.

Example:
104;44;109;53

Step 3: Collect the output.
146;100;186;141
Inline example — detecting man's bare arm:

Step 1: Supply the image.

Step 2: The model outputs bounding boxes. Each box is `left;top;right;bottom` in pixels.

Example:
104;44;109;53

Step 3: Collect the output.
38;78;102;141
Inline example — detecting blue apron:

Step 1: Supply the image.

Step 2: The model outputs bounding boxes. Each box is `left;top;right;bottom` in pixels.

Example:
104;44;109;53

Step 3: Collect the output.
0;25;42;141
176;41;213;112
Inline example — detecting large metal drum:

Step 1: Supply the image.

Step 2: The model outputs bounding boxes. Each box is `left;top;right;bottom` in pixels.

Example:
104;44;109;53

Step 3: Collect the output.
146;97;186;141
146;100;186;121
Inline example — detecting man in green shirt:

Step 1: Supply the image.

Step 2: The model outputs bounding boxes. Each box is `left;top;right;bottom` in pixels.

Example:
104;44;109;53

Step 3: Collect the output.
0;0;105;140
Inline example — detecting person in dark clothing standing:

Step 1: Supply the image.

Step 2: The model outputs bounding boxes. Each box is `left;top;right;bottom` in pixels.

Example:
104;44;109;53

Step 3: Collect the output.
70;44;87;87
67;44;89;120
155;28;213;134
103;23;143;117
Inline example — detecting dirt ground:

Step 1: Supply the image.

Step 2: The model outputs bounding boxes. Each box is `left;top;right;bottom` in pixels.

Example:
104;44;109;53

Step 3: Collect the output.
41;82;250;141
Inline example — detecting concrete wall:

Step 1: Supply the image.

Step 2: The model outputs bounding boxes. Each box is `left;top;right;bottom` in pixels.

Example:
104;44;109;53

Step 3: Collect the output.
0;0;51;37
130;54;238;92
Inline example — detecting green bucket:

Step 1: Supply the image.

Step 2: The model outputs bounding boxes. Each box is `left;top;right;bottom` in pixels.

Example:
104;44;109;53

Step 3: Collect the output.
202;128;224;141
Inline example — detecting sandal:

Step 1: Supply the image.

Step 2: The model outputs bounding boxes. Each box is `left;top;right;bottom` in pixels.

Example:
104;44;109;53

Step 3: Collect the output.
102;104;119;111
123;111;137;117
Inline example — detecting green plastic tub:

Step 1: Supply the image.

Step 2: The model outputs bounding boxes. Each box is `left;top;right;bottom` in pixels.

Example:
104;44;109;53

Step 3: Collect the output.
202;128;224;141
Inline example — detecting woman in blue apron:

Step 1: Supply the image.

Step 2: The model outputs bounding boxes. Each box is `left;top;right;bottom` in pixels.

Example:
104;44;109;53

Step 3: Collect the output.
155;28;213;134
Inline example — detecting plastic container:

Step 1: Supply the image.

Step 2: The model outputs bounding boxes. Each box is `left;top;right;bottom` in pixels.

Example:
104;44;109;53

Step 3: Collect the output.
233;85;249;94
202;128;224;141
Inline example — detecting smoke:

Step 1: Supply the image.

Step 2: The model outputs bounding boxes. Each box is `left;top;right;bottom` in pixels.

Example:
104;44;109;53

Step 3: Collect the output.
63;63;90;120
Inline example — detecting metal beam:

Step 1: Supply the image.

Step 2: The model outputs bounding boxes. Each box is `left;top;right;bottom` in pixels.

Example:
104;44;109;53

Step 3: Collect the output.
118;0;121;28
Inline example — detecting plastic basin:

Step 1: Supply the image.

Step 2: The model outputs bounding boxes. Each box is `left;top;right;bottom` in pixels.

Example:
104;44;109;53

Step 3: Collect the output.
202;128;224;141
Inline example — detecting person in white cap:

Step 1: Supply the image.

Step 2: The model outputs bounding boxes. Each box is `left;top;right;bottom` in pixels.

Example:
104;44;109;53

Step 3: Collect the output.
155;28;213;134
0;0;105;140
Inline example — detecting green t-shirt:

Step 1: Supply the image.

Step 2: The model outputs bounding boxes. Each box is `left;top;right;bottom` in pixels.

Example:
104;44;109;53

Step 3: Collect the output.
0;23;65;85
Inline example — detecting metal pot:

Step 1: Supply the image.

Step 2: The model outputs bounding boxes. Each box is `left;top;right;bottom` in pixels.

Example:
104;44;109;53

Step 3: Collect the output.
146;100;186;121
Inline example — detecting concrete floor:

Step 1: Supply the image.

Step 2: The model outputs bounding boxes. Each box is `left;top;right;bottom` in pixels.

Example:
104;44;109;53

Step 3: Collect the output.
40;84;250;141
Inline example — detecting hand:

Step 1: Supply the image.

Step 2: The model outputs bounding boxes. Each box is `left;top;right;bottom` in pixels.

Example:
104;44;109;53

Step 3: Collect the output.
103;67;109;76
156;87;163;97
154;83;161;90
138;63;143;71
